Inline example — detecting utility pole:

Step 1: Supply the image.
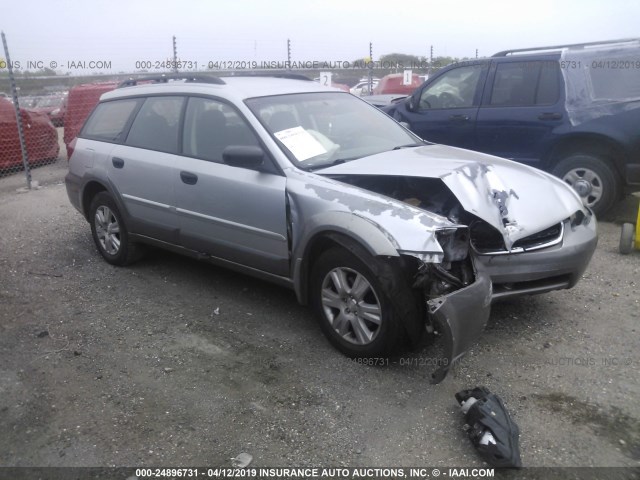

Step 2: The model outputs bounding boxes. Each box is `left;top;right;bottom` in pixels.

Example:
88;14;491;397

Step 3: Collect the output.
368;42;373;94
476;48;478;59
429;45;434;76
172;35;178;73
287;39;291;68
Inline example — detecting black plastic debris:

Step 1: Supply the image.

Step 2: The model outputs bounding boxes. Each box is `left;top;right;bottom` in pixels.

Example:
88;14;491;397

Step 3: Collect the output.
455;386;522;468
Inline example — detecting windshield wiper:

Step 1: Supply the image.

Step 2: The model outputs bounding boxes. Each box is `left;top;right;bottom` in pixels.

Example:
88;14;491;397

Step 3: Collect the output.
392;143;423;150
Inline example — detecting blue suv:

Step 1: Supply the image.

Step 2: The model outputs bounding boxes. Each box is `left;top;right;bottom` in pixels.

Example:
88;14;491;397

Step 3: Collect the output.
383;38;640;215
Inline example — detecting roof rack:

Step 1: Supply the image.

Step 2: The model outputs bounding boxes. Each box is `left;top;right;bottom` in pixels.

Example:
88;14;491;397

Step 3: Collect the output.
492;37;640;57
117;74;226;88
223;72;313;81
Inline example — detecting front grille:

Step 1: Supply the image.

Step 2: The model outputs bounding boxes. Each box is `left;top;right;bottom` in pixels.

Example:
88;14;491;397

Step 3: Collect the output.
471;221;564;255
512;223;563;250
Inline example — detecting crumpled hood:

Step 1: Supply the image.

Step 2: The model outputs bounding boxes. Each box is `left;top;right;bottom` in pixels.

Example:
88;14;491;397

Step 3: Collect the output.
319;145;588;249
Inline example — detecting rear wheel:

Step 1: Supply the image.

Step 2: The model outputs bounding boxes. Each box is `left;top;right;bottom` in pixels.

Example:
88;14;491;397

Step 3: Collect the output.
552;154;619;216
310;246;410;358
89;192;141;265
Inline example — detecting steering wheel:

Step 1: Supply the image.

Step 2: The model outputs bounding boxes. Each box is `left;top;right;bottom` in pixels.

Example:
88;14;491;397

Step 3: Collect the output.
439;92;462;108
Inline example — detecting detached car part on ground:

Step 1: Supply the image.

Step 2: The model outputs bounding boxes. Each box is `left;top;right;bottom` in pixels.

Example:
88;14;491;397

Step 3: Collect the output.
382;38;640;215
65;76;597;382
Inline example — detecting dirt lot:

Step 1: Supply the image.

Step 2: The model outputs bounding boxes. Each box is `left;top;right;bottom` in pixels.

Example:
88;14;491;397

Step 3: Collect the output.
1;158;639;469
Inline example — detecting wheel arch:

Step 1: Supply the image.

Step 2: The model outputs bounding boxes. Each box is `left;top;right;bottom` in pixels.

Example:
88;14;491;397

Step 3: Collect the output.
291;213;403;306
81;180;108;220
80;178;129;224
545;133;626;180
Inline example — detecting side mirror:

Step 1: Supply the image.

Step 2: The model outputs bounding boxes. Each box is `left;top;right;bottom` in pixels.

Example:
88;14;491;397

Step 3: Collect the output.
222;145;265;169
406;95;416;112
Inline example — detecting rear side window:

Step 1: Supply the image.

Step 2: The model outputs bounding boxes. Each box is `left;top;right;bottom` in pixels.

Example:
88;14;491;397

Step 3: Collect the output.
126;96;185;154
489;61;560;106
81;99;139;142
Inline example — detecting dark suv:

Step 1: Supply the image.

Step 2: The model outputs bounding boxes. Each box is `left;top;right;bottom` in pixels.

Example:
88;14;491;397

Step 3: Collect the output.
383;38;640;215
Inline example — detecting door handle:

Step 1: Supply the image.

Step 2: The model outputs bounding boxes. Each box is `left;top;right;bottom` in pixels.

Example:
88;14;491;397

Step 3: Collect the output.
538;112;562;120
112;157;124;168
180;171;198;185
449;114;470;121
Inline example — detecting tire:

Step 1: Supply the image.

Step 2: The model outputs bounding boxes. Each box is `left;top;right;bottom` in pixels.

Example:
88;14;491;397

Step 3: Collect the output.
89;192;141;266
552;154;619;216
619;223;635;255
310;246;412;358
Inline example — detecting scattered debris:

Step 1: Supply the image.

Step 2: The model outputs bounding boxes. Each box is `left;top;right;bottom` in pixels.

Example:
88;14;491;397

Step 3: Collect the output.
213;307;220;316
36;330;49;338
231;452;253;468
163;367;173;373
455;386;522;468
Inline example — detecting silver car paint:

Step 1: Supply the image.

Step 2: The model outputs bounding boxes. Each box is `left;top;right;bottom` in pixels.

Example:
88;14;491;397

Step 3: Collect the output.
319;144;588;250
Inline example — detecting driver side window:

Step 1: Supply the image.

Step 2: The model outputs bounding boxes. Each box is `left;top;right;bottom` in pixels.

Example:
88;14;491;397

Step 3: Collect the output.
418;65;483;110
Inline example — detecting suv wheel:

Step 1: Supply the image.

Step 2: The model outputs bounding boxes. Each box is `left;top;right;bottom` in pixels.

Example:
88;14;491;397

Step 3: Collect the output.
552;154;619;216
310;247;408;358
89;192;141;266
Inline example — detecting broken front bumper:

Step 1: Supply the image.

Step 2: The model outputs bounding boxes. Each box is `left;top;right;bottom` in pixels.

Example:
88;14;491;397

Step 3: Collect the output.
428;261;492;384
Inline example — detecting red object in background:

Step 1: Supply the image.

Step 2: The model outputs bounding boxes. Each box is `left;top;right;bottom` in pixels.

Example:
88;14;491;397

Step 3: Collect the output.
63;82;118;158
31;95;67;127
373;73;422;95
0;97;60;171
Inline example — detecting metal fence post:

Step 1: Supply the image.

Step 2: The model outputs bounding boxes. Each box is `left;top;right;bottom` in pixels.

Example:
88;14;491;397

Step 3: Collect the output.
1;31;32;190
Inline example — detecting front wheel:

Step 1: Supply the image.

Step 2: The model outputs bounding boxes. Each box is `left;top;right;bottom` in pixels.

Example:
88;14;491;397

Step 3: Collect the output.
310;247;410;358
89;192;141;266
552;154;619;216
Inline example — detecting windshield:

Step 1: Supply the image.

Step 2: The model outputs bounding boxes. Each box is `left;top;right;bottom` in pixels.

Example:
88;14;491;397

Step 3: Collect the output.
245;92;422;170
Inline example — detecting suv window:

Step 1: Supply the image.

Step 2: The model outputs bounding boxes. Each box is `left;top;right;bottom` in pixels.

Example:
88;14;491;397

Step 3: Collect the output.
126;96;184;153
418;64;484;109
182;97;259;163
81;99;139;142
490;61;560;106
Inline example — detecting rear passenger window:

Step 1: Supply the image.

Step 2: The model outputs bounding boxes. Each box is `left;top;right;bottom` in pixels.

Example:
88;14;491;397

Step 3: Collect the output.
182;97;259;163
490;61;560;106
81;99;139;142
126;96;184;153
536;62;561;105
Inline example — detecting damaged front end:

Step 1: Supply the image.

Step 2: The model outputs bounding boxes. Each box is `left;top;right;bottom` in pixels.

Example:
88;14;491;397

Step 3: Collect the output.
402;227;492;384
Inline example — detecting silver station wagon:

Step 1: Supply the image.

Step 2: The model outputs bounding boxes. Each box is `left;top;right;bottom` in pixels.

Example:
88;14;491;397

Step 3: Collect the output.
65;74;597;382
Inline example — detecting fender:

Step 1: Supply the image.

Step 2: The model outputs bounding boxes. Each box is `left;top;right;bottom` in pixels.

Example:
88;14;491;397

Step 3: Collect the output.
291;210;401;305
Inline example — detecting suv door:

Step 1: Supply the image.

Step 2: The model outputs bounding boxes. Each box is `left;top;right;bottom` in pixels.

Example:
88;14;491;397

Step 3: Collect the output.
474;58;564;166
108;96;185;243
176;97;289;276
391;63;488;149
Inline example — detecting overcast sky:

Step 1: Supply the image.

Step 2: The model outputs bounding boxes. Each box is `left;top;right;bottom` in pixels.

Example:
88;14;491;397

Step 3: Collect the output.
2;0;639;74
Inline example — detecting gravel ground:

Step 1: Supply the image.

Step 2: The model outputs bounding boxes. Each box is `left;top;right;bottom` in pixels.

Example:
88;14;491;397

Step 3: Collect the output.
0;158;639;469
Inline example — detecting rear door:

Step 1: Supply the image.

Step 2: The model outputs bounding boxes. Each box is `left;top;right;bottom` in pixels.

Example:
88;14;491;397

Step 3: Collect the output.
107;96;185;243
175;96;289;276
474;57;564;167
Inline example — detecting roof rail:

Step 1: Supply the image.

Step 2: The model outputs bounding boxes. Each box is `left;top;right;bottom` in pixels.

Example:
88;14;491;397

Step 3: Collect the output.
117;74;226;88
492;37;640;57
223;72;313;81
